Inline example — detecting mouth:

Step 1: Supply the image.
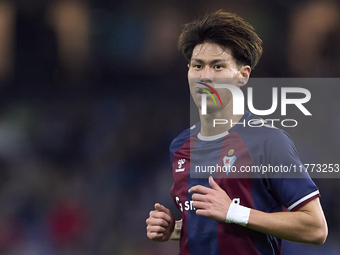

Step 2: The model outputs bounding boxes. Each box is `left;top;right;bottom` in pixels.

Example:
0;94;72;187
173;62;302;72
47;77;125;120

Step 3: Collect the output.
196;82;215;94
197;87;214;94
195;82;223;106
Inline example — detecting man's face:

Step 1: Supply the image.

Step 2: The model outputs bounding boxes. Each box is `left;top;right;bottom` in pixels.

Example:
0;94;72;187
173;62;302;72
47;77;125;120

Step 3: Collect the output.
188;42;250;114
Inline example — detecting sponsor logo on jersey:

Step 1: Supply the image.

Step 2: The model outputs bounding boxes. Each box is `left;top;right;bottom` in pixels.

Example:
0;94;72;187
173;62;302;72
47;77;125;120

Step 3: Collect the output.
176;197;195;211
175;159;186;172
175;196;242;212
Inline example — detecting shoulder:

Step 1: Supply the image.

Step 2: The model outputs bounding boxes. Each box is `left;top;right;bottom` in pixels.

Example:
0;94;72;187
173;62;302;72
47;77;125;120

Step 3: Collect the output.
170;123;200;154
236;112;294;146
234;112;301;165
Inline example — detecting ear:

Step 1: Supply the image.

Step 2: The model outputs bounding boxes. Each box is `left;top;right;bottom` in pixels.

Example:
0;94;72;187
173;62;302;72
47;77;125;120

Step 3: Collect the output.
187;63;190;69
237;65;251;87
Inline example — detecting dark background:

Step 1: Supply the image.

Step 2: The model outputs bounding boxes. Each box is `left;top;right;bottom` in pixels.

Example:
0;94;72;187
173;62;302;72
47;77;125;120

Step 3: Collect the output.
0;0;339;254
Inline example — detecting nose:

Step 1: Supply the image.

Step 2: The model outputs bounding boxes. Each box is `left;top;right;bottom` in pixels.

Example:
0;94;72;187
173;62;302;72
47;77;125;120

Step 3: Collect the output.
200;67;214;83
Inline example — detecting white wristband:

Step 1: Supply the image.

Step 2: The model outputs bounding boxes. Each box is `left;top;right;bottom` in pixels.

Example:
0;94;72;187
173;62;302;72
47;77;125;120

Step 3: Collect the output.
225;199;251;226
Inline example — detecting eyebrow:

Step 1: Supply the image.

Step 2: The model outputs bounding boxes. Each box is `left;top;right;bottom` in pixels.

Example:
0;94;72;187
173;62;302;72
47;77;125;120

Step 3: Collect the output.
191;58;227;64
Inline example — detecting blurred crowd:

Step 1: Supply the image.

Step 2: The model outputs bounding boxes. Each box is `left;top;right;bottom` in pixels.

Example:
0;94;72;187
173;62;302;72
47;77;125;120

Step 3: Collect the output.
0;0;339;254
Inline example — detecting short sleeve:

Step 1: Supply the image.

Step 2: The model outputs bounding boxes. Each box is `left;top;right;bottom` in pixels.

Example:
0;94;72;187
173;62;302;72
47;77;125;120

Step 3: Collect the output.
264;130;320;211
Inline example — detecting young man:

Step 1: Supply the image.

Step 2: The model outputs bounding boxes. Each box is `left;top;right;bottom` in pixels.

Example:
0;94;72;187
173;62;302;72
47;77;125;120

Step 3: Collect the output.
146;10;327;254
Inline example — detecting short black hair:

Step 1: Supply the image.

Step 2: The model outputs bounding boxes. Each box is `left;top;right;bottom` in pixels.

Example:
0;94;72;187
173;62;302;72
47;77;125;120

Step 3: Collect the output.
178;10;263;69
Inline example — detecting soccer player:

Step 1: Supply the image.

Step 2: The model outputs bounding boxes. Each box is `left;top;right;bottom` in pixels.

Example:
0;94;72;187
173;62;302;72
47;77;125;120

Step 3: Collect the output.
146;10;327;254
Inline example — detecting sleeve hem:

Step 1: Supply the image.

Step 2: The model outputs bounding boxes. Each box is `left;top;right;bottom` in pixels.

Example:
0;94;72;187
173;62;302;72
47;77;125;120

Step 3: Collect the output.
288;190;320;211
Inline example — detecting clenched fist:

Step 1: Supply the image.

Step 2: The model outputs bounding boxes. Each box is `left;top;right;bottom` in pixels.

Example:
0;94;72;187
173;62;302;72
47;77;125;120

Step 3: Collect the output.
146;203;175;242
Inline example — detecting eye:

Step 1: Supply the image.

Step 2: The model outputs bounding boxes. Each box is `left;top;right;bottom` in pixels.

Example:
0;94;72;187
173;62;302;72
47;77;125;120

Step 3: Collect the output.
214;65;223;70
193;64;202;70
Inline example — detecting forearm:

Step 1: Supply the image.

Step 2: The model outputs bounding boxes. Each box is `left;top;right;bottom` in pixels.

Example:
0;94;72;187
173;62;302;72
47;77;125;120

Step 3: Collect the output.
246;199;327;245
189;179;327;245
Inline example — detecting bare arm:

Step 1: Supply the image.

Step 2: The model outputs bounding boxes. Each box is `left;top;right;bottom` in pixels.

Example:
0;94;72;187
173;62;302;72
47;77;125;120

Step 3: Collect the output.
189;176;328;245
247;198;327;244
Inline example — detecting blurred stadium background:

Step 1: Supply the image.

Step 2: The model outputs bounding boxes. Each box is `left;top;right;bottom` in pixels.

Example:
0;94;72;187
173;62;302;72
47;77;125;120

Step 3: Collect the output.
0;0;339;254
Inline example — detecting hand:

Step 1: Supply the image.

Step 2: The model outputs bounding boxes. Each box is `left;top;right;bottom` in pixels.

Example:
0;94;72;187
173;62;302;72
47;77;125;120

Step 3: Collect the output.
146;203;175;242
189;176;231;222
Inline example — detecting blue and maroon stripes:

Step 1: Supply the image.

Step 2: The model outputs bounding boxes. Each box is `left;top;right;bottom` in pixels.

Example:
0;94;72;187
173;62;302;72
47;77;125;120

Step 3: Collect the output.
169;111;320;255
